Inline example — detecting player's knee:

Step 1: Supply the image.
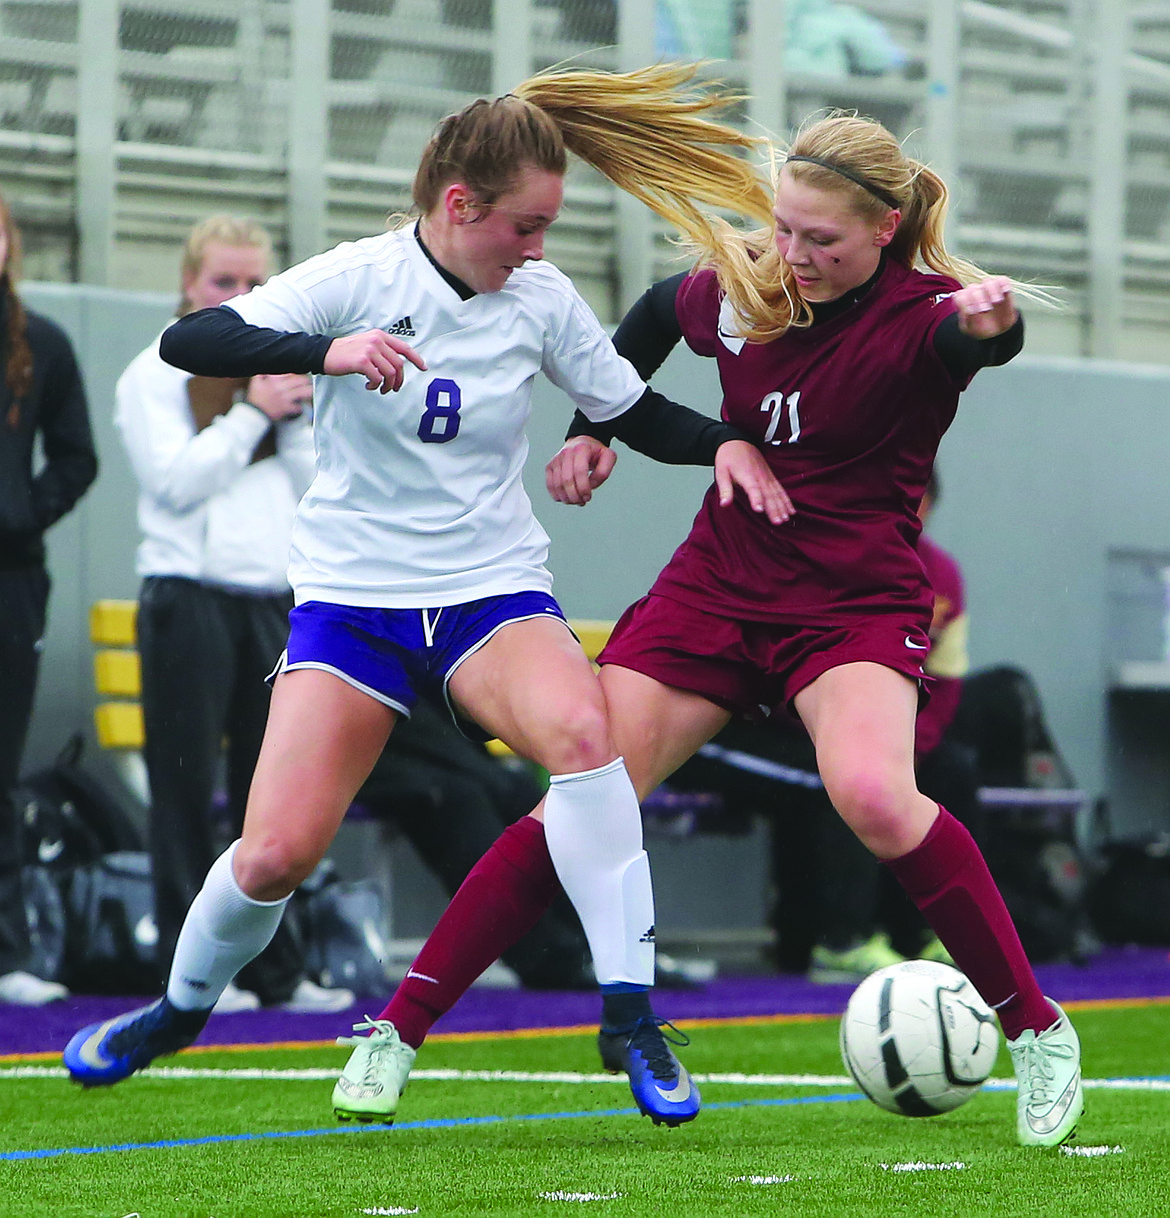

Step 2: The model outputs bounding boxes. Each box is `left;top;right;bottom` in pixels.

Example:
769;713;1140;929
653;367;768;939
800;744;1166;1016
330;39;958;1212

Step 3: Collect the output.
828;771;916;855
232;836;316;901
538;701;617;775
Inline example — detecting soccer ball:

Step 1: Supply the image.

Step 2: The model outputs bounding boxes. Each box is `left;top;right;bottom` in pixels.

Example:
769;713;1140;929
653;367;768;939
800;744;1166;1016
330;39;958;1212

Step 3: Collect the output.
839;959;999;1116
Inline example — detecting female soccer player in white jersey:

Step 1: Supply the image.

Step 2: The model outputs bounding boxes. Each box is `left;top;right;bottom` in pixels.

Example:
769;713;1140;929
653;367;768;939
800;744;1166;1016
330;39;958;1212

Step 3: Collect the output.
63;65;791;1128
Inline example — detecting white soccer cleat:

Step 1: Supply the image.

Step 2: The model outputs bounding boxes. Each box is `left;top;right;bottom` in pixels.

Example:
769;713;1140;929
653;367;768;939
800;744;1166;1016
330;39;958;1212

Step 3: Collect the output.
280;978;355;1013
1008;998;1084;1147
332;1016;417;1124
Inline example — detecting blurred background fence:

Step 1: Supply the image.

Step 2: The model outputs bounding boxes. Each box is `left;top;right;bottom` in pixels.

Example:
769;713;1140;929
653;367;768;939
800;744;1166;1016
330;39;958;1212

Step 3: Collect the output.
0;0;1167;357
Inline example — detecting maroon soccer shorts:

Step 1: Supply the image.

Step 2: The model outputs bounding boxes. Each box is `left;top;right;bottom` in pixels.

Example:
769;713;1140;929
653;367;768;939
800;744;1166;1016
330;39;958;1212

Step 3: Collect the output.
598;593;931;720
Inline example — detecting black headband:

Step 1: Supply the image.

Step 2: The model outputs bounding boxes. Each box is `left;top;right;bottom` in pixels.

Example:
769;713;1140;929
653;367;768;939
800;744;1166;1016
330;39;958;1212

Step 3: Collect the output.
784;154;901;211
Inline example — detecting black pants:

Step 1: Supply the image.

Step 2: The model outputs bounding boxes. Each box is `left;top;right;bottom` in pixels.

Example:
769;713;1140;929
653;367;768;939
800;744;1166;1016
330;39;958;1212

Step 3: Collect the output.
138;576;302;1003
0;564;50;974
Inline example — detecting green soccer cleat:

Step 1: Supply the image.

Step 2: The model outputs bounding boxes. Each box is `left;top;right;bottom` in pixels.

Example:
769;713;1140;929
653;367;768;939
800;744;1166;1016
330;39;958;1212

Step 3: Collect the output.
918;936;955;967
808;932;905;984
1008;999;1084;1148
332;1016;417;1124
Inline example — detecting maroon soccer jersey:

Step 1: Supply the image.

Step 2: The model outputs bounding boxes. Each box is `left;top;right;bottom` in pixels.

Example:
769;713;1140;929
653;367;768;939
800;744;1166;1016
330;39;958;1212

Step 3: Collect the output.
650;258;970;628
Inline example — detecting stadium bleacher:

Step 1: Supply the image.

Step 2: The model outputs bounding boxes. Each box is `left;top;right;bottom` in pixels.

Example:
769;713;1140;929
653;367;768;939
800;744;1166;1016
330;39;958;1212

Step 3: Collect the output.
0;0;1165;354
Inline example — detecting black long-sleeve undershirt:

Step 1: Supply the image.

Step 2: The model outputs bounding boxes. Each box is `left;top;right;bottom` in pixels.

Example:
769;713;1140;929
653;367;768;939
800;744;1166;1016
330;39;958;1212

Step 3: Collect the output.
597;387;748;466
160;306;334;378
566;272;1025;453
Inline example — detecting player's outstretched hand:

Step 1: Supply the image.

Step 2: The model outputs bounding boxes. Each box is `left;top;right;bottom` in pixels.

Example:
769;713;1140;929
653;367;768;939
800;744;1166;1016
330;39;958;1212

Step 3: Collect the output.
953;276;1018;340
545;435;618;506
715;440;794;525
324;329;427;392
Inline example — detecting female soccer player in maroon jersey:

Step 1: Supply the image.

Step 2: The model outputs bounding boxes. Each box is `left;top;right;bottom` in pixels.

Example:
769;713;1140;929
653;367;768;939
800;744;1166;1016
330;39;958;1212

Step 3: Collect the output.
352;93;1082;1148
546;110;1083;1148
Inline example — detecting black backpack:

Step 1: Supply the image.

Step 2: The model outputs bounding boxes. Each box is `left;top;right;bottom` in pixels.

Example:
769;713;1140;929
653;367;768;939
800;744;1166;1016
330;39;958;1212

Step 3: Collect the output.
290;861;391;998
15;734;144;875
950;666;1077;790
21;864;68;984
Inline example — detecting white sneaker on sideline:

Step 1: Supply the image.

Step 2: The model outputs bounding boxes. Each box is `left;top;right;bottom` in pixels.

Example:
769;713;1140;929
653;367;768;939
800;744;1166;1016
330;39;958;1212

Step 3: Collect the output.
280;978;355;1013
1008;998;1084;1147
0;970;68;1005
212;982;261;1014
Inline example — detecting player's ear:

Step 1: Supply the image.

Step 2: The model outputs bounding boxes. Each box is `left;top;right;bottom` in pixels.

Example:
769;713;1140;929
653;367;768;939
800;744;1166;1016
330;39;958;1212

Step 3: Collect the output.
443;183;478;226
874;209;901;247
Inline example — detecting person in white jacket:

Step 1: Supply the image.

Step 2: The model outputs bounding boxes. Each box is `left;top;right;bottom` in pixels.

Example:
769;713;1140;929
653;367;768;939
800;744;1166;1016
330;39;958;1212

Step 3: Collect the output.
114;215;351;1014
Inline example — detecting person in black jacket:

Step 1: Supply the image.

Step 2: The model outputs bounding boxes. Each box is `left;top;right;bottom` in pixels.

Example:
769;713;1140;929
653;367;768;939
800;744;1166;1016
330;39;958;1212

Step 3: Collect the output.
0;192;98;1005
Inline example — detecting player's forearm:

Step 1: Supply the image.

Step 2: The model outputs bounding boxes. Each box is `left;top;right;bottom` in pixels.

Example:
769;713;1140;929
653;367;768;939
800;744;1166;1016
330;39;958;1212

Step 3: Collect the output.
567;388;749;466
160;306;332;379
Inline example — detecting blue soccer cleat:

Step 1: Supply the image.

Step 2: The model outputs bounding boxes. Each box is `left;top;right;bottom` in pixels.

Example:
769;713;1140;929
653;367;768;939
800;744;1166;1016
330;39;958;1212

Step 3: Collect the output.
598;1016;701;1127
64;997;210;1087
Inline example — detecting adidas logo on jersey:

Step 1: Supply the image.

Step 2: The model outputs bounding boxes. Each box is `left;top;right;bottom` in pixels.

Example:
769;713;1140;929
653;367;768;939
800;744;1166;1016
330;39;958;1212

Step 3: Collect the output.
386;315;416;337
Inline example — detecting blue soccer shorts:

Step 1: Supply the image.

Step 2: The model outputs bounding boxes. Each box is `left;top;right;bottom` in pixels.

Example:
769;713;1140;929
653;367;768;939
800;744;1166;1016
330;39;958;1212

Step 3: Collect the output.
270;591;569;738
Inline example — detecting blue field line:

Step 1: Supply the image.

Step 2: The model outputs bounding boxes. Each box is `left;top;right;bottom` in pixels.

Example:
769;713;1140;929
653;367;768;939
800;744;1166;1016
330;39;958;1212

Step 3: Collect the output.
2;1092;863;1162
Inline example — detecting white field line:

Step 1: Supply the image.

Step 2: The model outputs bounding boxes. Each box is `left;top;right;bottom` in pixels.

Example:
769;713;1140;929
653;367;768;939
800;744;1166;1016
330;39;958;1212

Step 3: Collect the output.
3;1065;1169;1091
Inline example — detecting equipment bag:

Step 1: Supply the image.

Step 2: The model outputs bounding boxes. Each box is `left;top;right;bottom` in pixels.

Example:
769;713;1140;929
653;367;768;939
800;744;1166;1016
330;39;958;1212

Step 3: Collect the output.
1088;835;1170;946
292;862;391;998
62;851;159;994
21;865;68;983
950;666;1077;789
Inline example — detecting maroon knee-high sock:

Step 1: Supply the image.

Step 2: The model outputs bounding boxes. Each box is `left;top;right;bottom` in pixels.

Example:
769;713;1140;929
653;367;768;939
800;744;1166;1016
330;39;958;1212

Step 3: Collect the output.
883;807;1054;1040
378;816;560;1049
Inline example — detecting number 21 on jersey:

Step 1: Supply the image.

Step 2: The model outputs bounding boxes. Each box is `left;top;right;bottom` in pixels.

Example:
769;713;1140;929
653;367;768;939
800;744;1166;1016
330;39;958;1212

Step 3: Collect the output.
760;390;801;445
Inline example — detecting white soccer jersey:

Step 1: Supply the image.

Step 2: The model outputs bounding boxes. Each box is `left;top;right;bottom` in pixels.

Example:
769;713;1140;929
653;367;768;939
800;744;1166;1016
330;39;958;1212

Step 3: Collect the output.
226;226;644;608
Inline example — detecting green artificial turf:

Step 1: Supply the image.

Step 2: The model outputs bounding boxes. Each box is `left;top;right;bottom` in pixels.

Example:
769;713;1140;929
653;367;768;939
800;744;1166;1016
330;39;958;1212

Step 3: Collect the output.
2;1003;1165;1217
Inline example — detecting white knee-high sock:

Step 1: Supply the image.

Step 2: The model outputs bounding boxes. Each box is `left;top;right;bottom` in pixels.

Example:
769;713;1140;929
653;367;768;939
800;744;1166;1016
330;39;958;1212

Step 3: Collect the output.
166;841;289;1011
542;758;655;987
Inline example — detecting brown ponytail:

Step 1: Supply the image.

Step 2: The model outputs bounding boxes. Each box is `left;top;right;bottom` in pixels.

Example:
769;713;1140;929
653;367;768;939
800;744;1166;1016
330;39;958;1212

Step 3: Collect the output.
0;193;33;427
412;95;567;214
409;63;772;244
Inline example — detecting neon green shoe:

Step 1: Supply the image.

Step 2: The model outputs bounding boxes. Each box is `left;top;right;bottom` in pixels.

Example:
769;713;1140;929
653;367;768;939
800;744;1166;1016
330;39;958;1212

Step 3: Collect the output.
332;1016;417;1124
919;936;955;966
808;932;905;984
1008;999;1083;1147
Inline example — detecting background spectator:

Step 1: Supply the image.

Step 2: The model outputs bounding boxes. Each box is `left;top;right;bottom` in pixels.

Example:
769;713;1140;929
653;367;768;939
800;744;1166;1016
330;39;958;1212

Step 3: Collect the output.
114;214;351;1013
0;191;98;1005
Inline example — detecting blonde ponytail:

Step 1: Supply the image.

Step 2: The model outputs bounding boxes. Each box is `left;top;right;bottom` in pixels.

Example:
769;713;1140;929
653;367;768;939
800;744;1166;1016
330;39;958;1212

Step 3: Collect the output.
514;64;774;245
